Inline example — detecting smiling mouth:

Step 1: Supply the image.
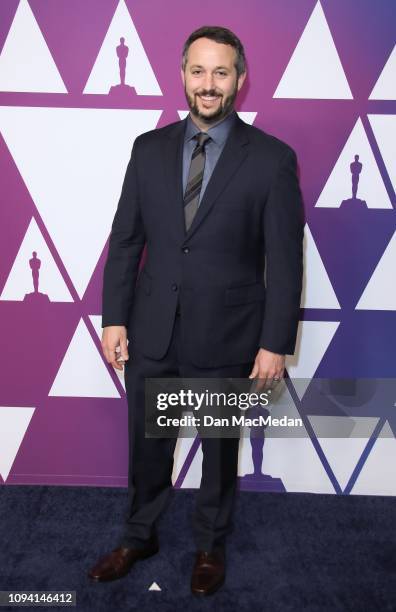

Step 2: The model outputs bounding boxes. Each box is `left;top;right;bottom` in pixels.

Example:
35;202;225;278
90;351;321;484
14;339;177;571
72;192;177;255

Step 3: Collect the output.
197;94;221;102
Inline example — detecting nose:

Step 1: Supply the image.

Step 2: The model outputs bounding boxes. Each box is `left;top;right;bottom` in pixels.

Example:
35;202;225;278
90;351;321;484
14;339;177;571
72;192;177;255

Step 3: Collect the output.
202;72;215;92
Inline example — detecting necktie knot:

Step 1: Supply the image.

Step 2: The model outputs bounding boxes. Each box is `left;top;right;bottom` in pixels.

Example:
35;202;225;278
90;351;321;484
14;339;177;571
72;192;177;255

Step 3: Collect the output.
195;132;211;148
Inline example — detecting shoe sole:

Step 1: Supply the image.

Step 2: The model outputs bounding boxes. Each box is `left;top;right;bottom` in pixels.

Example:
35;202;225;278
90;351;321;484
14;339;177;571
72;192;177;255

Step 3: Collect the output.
88;545;159;583
191;574;225;596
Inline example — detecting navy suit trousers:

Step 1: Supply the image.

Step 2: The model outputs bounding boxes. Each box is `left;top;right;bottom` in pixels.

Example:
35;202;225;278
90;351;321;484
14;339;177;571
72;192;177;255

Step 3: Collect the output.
119;309;254;552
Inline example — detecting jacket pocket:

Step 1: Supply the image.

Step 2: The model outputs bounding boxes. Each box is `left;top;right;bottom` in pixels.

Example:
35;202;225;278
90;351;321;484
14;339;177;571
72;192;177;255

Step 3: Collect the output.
224;282;266;306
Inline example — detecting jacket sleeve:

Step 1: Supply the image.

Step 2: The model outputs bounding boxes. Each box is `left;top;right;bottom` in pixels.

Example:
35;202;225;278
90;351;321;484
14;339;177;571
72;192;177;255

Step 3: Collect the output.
259;147;304;355
101;138;146;327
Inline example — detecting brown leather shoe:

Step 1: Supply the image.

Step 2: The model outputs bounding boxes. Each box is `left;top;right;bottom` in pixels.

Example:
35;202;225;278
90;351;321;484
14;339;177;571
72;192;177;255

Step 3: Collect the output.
191;549;225;596
88;543;159;582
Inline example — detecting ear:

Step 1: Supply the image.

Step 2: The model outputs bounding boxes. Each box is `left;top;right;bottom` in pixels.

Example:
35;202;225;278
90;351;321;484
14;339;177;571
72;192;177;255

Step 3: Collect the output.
237;71;247;92
180;68;186;87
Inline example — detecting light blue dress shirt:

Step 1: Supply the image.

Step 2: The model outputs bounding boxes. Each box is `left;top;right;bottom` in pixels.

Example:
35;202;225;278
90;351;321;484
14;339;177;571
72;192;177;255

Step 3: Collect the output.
182;110;236;204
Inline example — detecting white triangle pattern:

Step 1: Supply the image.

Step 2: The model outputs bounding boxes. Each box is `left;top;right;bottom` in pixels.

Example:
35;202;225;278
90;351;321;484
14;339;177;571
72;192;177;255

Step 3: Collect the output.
48;318;120;398
0;107;162;299
368;114;396;191
0;0;67;93
355;230;396;310
286;320;340;399
0;406;35;482
315;118;392;209
83;0;161;95
307;416;379;490
273;1;353;99
173;435;202;488
0;0;394;497
301;224;341;308
0;218;73;302
351;422;396;496
369;45;396;100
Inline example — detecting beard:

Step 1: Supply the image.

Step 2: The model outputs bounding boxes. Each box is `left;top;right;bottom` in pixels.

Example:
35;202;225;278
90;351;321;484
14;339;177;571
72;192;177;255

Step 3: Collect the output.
184;83;238;125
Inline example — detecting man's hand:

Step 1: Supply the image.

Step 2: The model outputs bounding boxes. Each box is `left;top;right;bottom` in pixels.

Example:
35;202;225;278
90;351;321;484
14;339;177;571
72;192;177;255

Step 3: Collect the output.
101;326;129;371
249;348;285;391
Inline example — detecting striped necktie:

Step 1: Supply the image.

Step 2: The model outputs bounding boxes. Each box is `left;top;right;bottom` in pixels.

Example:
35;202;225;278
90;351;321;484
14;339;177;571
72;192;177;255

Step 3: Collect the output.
183;132;211;232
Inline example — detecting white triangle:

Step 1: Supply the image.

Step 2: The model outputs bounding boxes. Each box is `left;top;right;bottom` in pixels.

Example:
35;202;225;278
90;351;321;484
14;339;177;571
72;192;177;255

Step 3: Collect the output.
307;416;379;490
0;0;67;93
89;314;126;391
83;0;161;95
177;110;257;125
301;224;341;308
274;1;352;99
0;107;162;298
286;320;340;399
0;218;73;302
315;117;392;208
369;45;396;100
238;385;335;493
48;318;120;398
351;422;396;496
0;406;35;482
368;114;396;191
236;112;257;125
148;582;161;591
355;230;396;310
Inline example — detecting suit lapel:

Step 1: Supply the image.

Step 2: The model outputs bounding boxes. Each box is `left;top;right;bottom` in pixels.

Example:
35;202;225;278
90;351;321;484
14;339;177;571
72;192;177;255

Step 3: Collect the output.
162;118;187;243
183;115;249;242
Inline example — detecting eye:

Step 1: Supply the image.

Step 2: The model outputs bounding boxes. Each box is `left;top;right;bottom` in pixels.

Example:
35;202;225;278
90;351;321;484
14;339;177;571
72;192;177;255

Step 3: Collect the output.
192;69;202;75
216;71;227;77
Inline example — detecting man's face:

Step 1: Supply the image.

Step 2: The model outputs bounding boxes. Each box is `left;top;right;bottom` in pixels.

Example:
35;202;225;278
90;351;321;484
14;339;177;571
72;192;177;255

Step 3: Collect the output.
181;37;246;125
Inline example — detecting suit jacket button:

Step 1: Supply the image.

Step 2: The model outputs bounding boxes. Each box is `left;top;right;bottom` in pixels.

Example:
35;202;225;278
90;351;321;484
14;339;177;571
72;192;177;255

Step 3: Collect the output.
171;283;178;291
182;247;190;254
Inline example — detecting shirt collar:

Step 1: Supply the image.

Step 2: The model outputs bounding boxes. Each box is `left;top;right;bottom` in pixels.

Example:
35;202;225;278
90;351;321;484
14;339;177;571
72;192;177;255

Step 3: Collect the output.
184;110;237;147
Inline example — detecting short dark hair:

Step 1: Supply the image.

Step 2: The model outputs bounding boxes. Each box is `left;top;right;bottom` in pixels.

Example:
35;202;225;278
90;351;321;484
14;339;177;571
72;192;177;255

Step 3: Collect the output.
182;26;246;77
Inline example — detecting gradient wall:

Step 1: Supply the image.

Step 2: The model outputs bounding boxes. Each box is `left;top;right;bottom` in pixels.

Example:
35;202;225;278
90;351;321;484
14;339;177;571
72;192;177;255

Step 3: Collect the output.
0;0;395;495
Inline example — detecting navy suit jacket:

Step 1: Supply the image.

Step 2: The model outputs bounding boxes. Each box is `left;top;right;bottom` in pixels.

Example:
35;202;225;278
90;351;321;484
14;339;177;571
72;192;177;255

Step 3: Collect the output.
102;114;305;368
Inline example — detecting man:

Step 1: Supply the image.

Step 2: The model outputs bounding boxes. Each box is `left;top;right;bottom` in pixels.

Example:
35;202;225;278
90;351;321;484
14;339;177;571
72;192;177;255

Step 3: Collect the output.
88;26;304;596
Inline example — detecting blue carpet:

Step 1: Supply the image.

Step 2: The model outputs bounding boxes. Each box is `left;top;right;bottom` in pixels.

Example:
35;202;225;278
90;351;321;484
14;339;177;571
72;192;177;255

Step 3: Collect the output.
0;485;395;611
